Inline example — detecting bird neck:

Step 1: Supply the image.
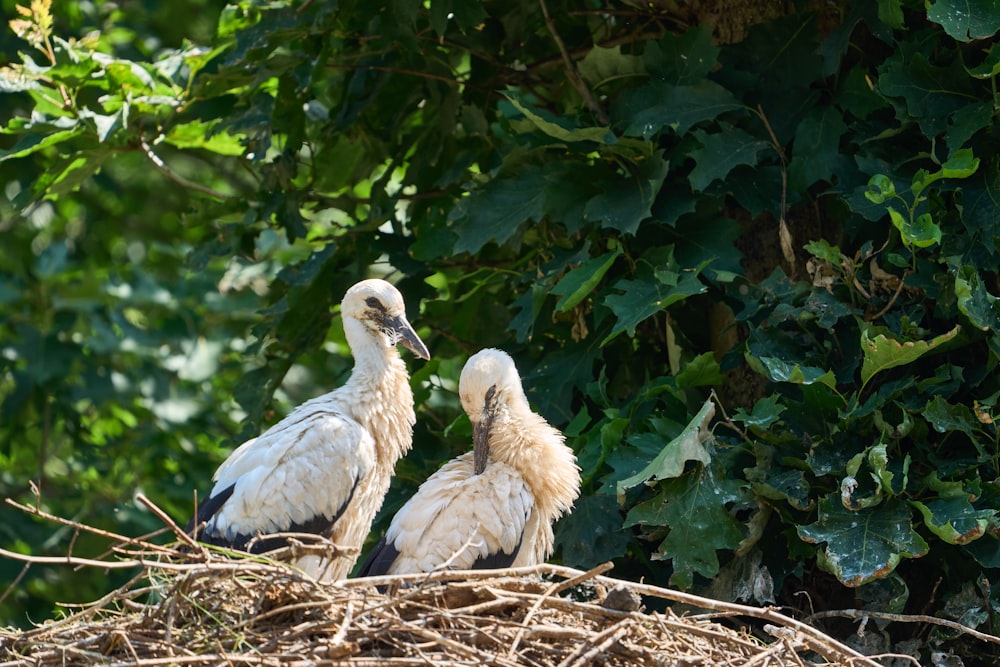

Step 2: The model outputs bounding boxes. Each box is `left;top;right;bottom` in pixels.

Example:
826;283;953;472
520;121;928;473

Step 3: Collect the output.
341;340;416;465
487;404;579;522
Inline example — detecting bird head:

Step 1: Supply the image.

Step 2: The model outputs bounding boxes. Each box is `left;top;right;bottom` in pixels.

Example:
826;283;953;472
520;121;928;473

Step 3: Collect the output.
341;279;430;360
459;348;524;474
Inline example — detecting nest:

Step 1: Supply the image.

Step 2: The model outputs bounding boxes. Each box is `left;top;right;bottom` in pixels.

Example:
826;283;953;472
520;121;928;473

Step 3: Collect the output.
0;497;891;666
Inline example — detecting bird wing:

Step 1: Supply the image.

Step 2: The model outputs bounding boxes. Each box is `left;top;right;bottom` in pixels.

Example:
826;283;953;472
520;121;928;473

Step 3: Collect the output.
192;404;375;550
363;453;533;575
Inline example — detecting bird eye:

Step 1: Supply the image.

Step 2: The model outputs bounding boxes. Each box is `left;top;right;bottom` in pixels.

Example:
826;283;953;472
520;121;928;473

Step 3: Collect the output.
365;296;385;310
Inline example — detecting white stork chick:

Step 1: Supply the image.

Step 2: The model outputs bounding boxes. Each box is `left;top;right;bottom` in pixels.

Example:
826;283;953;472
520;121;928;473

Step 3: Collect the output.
358;348;580;576
187;278;430;581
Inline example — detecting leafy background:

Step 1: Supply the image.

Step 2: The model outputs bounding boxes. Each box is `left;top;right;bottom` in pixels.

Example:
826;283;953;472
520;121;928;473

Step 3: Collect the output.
3;0;1000;661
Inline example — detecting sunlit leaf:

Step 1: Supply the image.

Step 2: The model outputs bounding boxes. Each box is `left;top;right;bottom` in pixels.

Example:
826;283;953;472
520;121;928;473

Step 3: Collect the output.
552;248;622;312
860;325;960;387
504;89;615;145
617;398;715;502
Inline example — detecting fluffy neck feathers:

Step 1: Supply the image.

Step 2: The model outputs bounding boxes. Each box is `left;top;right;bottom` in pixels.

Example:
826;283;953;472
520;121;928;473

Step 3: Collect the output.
486;399;580;523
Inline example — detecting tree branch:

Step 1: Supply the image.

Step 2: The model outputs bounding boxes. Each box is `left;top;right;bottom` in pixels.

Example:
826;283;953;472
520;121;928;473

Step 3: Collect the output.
140;137;231;201
537;0;610;125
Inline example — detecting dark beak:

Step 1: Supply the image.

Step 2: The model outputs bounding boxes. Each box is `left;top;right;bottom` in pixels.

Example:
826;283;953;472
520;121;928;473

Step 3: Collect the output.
387;314;430;360
473;385;497;475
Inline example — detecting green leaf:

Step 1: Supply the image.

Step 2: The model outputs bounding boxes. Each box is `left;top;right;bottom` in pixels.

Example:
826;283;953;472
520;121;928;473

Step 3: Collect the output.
31;150;111;198
0;127;83;161
922;395;979;440
804;238;843;263
582;152;669;234
946;103;993;152
626;464;745;589
613;80;743;139
552;248;622;312
878;51;975;137
746;355;838;388
603;257;707;344
616;398;715;502
578;45;645;89
675;352;724;388
165;120;247;156
864;173;896;204
687;127;770;192
877;0;905;28
503;89;615;144
755;467;814;511
956;267;1000;332
860;325;960;387
926;0;1000;41
451;168;546;254
966;41;1000;78
788;106;848;191
644;25;719;85
797;495;929;587
868;443;909;497
554;494;631;568
912;498;994;545
888;207;941;248
941;148;981;178
732;395;786;430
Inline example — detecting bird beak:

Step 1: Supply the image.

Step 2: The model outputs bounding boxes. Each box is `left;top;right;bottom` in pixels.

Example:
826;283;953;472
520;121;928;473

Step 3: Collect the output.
473;385;497;475
387;315;430;360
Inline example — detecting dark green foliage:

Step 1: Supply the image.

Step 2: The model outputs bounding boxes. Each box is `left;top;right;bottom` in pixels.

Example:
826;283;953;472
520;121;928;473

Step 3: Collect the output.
3;0;1000;661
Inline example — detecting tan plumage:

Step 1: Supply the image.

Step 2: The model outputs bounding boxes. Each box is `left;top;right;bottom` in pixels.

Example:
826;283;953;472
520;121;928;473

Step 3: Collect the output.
358;348;580;576
187;278;429;581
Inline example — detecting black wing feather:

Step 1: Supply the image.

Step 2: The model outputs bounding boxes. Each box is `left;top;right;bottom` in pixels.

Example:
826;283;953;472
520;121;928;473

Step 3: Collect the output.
469;533;523;570
355;537;400;577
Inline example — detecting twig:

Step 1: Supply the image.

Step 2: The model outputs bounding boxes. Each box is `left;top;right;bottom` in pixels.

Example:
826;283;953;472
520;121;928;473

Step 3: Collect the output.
0;561;31;610
506;561;614;659
583;570;883;667
139;137;231;201
557;618;631;667
757;104;794;279
537;0;610;125
865;269;909;322
807;607;1000;646
135;493;202;551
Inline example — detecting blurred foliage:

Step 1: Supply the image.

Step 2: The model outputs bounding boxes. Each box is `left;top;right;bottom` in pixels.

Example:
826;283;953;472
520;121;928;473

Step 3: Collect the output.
3;0;1000;661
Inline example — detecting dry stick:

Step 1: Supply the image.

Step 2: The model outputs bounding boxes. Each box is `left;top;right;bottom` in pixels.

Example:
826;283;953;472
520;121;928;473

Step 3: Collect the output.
582;572;880;667
5;498;181;558
0;546;144;569
505;561;614;659
808;607;1000;647
865;269;909;322
0;560;32;609
135;493;202;551
757;104;795;279
537;0;610;125
557;618;632;667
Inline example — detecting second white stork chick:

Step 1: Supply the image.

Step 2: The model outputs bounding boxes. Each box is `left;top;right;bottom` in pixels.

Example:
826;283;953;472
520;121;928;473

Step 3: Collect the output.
358;348;580;575
187;278;430;581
